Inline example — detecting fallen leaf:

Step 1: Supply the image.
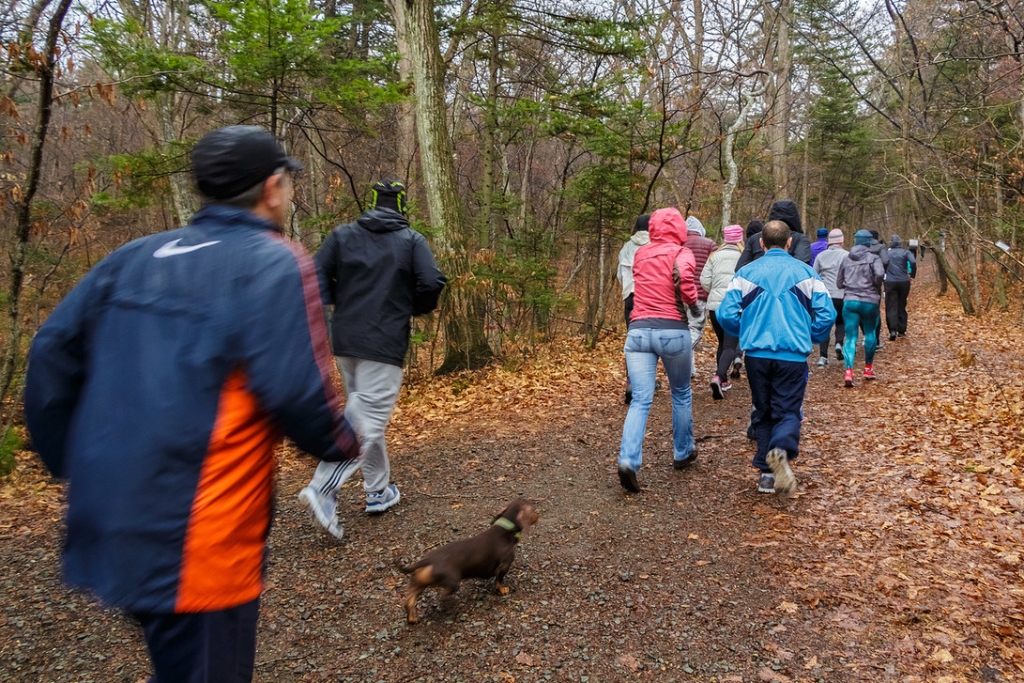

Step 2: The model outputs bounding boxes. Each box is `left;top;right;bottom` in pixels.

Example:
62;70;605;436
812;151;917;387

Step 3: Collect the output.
931;648;954;663
617;654;639;670
804;655;818;669
515;653;534;666
777;601;799;614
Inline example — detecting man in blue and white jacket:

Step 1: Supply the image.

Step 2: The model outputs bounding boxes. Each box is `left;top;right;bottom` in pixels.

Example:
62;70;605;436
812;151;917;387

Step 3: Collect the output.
717;220;835;495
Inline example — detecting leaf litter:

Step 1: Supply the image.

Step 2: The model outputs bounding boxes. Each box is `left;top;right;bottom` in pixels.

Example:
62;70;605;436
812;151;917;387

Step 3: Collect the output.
1;273;1022;682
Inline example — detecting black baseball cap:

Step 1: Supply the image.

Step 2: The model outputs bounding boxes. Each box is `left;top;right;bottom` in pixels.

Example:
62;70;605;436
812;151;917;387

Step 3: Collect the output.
192;125;303;200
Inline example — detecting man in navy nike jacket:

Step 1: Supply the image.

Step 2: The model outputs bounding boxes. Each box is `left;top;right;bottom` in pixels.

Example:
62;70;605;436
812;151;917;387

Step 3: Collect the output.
24;126;361;682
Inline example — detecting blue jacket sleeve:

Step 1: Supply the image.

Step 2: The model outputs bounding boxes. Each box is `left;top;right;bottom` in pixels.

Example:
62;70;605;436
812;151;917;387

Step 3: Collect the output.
243;243;359;463
23;263;108;477
410;233;447;316
809;276;837;344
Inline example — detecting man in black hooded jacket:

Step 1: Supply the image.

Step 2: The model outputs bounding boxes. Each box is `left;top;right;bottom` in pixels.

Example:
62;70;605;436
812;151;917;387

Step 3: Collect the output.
299;180;447;538
736;200;812;268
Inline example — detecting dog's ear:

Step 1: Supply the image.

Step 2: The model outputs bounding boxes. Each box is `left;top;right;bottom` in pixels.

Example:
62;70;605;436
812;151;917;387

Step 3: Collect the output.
514;502;538;531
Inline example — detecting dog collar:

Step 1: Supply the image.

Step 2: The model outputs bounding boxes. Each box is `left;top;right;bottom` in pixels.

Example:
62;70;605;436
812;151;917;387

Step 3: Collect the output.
493;517;521;539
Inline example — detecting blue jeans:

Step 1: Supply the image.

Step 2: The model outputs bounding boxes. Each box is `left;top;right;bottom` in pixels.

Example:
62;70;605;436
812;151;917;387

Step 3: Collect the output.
619;327;694;471
745;356;808;472
842;300;879;369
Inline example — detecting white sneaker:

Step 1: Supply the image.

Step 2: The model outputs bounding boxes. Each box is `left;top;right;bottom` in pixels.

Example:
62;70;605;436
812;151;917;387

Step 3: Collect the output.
365;484;401;514
766;449;796;494
298;486;344;539
817;357;828;367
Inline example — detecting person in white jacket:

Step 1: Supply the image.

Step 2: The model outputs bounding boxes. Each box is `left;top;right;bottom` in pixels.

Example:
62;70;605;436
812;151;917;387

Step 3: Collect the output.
700;224;745;399
617;215;650;403
812;229;849;366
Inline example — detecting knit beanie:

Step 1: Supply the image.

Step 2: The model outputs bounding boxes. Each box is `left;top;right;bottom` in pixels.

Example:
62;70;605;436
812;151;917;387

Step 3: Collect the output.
633;214;650;235
816;227;828;239
686;216;706;237
854;229;873;246
828;228;844;245
868;229;881;243
890;234;902;248
723;225;744;243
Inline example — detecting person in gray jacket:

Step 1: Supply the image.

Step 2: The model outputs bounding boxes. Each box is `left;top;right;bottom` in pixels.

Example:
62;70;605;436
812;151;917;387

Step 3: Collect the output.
884;235;917;340
836;230;885;387
812;229;849;366
299;180;447;537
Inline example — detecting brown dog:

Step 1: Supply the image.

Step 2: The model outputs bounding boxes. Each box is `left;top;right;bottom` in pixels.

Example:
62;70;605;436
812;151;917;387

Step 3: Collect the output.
400;498;539;624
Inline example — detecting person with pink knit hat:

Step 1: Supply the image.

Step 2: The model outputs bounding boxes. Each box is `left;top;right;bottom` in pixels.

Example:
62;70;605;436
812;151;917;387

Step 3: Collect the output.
700;224;745;399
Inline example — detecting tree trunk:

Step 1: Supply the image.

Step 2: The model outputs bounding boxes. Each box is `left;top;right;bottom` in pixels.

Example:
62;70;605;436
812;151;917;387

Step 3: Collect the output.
400;0;491;372
769;0;791;196
158;95;196;226
930;246;974;315
0;0;74;411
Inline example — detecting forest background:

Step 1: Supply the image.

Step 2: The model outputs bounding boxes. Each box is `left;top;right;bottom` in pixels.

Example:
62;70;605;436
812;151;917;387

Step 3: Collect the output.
0;0;1023;463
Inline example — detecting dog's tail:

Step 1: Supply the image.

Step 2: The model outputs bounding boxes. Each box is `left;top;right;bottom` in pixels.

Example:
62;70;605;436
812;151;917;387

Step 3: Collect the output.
396;559;424;574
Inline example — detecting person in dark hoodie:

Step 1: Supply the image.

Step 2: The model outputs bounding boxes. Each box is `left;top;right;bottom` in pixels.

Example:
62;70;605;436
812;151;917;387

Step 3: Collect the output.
299;180;447;537
836;230;885;387
736;199;812;268
884;234;916;340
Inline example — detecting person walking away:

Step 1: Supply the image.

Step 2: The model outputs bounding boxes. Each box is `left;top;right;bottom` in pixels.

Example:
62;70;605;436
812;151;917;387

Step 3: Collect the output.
24;126;363;683
701;224;744;398
836;230;885;387
617;207;700;493
736;199;812;268
616;215;651;403
299;180;446;536
684;216;718;377
884;235;916;340
908;237;919;260
717;220;835;494
810;227;829;265
867;229;889;347
812;229;849;366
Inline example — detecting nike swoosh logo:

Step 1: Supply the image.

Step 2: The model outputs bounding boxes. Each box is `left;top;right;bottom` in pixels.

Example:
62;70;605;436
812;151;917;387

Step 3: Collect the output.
153;239;221;258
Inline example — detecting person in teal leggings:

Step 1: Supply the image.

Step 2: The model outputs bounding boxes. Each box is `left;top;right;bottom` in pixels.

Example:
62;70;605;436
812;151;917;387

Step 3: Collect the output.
836;230;885;387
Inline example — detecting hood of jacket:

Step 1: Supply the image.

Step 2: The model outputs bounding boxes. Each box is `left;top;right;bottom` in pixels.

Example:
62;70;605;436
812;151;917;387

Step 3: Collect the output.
630;230;651;247
649;208;689;246
685;216;706;237
890;235;902;248
357;207;410;233
768;200;803;234
847;244;871;261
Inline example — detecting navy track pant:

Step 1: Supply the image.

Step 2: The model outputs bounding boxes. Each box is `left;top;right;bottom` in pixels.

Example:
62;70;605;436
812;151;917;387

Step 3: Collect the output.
745;356;808;473
133;597;259;683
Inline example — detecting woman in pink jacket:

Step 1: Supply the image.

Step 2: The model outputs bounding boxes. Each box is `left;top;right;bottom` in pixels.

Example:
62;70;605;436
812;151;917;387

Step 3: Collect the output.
618;207;700;493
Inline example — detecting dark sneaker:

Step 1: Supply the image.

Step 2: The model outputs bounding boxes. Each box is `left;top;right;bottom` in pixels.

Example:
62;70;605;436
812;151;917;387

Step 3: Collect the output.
766;448;796;494
835;344;843;361
897;332;906;338
673;450;698;470
710;375;725;400
889;333;897;342
729;356;743;379
757;473;776;494
618;466;641;493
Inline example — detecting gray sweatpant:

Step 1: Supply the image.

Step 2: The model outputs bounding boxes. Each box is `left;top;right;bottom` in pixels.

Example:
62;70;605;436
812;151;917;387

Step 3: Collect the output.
307;357;404;496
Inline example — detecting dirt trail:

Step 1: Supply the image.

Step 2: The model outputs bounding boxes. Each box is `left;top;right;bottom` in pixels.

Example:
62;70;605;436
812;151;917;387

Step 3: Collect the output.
1;267;1022;682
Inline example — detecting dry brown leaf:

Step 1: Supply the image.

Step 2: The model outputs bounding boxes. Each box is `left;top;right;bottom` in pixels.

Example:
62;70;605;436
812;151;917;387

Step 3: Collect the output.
514;652;534;666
